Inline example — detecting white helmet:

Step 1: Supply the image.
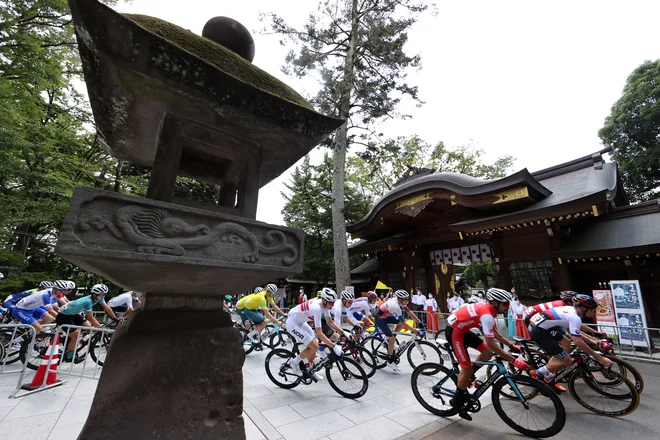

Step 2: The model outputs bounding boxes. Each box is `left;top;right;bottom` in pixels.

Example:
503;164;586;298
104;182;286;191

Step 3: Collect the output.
486;288;513;303
341;290;355;301
39;281;54;288
266;283;278;293
320;288;337;302
254;286;265;293
66;280;76;290
53;280;68;290
394;289;410;299
90;284;109;296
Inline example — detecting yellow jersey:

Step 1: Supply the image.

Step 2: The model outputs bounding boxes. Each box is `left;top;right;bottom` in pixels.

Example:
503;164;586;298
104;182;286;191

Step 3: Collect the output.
236;291;274;311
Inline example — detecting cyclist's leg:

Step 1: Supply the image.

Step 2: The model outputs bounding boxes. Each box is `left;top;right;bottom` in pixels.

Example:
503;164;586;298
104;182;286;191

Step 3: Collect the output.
530;327;572;377
12;308;43;333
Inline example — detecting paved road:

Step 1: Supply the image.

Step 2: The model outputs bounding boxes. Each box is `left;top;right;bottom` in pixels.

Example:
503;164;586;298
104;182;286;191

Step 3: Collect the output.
419;360;659;440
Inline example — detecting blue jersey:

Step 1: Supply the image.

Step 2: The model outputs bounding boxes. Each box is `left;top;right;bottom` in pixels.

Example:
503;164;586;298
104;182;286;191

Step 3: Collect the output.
15;290;54;310
3;290;33;307
59;295;106;316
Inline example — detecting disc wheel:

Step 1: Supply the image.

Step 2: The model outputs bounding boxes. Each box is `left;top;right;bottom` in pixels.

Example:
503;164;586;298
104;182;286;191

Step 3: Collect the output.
264;348;301;389
325;356;368;398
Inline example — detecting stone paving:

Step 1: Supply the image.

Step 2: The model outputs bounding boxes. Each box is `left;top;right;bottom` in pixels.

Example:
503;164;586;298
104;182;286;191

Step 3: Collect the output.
0;336;465;440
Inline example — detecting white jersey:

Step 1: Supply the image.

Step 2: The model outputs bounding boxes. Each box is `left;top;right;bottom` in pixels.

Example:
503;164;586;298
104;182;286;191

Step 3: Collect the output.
288;298;325;328
15;289;54;310
378;297;407;319
329;300;349;327
108;292;134;309
531;305;583;337
347;297;373;315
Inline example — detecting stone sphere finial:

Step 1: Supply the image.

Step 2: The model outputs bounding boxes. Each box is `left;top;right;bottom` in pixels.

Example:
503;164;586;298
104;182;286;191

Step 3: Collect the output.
202;17;255;63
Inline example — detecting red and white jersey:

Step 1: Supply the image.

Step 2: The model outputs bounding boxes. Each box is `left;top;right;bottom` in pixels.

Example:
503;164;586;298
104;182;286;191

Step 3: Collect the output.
525;300;564;318
288;298;324;328
447;303;497;338
378;298;409;319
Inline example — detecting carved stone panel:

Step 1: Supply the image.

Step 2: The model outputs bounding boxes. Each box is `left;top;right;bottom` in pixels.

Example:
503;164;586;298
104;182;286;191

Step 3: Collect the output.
56;187;304;294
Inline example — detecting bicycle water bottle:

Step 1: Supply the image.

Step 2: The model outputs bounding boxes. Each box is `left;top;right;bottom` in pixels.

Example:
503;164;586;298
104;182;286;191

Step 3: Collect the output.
317;345;328;359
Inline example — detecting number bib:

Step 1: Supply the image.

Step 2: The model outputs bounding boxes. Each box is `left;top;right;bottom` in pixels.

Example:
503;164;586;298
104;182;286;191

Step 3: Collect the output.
447;314;457;326
529;313;546;327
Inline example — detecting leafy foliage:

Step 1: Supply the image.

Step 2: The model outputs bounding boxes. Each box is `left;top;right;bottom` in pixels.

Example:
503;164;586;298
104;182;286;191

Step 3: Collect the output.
462;261;497;290
282;155;370;284
348;136;515;201
599;60;660;202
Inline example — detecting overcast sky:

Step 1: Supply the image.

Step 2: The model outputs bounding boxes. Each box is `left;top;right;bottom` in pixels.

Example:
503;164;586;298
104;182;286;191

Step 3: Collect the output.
117;0;660;225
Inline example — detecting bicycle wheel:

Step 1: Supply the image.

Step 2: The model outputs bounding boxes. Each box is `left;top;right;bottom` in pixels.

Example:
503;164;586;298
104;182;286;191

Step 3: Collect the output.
89;332;113;366
238;328;254;355
491;375;566;438
0;341;5;365
0;329;26;364
325;356;368;398
267;331;297;350
363;336;389;369
260;323;276;342
264;348;301;389
19;332;56;370
411;362;460;417
568;369;639;416
344;345;377;378
591;356;644;394
407;340;443;369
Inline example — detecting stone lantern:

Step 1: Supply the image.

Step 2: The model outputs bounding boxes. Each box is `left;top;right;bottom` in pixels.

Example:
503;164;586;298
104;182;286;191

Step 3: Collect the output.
57;1;343;439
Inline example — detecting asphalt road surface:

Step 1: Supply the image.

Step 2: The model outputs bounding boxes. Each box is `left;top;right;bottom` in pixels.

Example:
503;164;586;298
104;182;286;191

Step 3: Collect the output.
422;360;659;440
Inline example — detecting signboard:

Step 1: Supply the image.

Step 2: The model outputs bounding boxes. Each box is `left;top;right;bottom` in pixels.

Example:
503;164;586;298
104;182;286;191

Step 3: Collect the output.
344;286;355;296
610;280;650;348
592;290;616;337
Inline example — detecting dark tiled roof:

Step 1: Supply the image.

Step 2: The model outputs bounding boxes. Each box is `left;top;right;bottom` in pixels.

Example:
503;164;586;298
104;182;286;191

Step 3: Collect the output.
451;162;619;228
350;257;380;274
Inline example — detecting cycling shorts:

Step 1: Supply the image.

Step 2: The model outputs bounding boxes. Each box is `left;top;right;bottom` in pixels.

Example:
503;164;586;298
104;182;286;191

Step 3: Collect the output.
287;320;315;346
374;315;400;337
445;326;488;368
12;307;48;325
530;326;568;358
55;312;86;327
237;308;265;325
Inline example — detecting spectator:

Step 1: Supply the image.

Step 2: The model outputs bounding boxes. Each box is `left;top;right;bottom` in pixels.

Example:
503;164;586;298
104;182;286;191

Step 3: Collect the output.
297;287;307;305
424;293;438;331
477;291;486;303
412;288;425;318
447;291;464;313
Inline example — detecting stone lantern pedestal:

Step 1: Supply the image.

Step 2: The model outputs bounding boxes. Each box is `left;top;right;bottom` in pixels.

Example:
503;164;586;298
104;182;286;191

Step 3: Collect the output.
58;1;343;438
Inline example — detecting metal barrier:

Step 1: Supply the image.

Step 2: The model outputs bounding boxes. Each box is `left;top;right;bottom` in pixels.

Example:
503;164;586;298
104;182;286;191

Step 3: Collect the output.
56;324;114;380
584;322;660;364
1;324;38;398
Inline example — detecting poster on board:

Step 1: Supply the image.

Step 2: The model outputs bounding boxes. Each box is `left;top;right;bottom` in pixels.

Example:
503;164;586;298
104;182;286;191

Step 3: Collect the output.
592;290;616;337
609;280;650;348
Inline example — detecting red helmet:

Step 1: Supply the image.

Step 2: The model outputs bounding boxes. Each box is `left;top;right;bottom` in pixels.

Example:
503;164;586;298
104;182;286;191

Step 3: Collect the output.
572;294;597;310
367;291;377;300
560;291;578;304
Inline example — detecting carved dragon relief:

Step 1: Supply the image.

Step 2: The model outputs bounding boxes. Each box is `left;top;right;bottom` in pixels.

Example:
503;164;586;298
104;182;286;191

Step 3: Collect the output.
78;205;299;266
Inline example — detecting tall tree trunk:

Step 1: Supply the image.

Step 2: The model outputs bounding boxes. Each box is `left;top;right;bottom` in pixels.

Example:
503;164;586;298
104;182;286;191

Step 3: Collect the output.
113;160;123;192
332;0;359;293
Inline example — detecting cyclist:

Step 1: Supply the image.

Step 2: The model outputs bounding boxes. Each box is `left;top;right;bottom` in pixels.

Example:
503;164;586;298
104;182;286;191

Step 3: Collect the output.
223;295;232;313
346;291;378;340
11;280;69;332
373;289;424;371
445;288;529;420
55;284;119;362
107;291;141;318
286;288;344;377
529;293;612;384
235;284;286;343
2;280;53;311
326;290;356;338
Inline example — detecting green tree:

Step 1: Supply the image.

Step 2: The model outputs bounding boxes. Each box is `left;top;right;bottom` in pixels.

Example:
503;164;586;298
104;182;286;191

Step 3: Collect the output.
599;60;660;202
282;155;370;286
462;261;497;291
262;0;433;293
348;136;515;201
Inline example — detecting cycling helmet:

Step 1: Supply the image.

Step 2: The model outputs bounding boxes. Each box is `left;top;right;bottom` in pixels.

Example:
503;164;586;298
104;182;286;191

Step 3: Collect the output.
266;283;278;293
253;287;265;293
53;280;68;291
367;291;377;301
225;295;232;301
394;289;410;299
486;288;513;303
39;281;54;288
90;284;109;296
560;290;578;304
66;280;76;290
572;294;597;310
320;288;337;302
341;290;355;301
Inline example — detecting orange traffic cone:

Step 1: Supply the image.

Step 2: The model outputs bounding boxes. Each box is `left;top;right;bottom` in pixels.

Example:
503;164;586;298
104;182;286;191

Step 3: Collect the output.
21;333;63;391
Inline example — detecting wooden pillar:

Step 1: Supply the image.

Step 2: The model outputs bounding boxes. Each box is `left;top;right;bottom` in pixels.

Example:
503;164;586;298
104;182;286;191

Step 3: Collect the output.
552;258;573;292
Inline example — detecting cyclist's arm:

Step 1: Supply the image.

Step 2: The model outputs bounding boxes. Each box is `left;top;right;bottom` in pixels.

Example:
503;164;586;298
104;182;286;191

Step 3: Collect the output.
271;302;287;317
487;331;517;363
326;314;343;335
572;336;611;367
263;308;282;327
314;325;338;348
397;316;420;334
101;303;119;321
86;312;102;328
404;306;422;324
